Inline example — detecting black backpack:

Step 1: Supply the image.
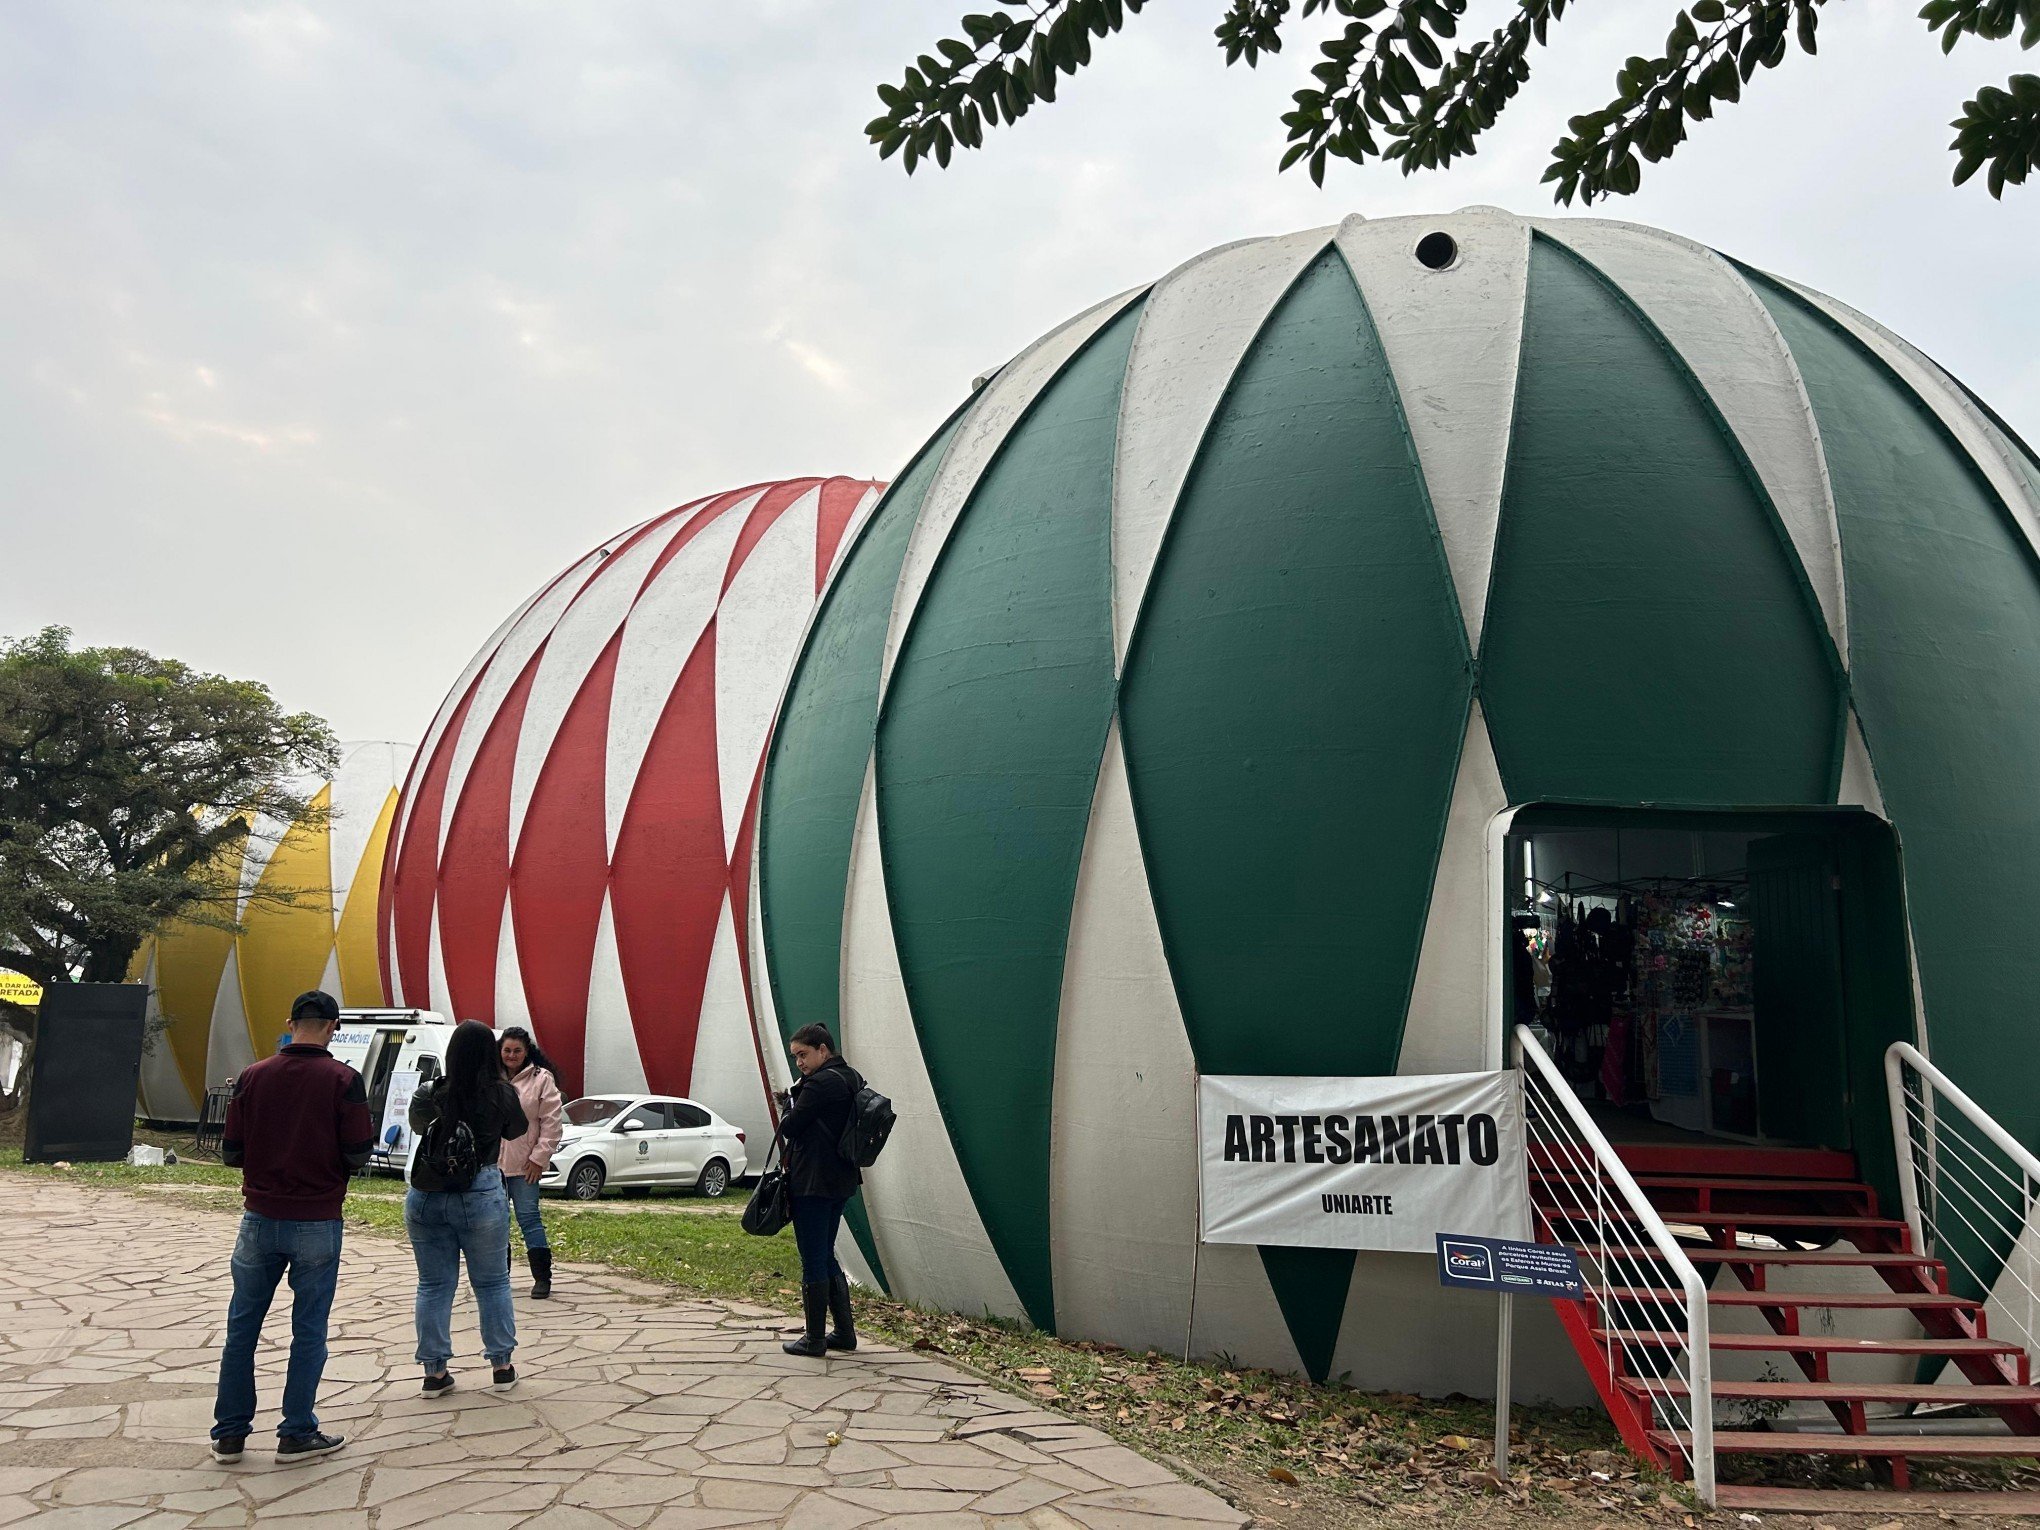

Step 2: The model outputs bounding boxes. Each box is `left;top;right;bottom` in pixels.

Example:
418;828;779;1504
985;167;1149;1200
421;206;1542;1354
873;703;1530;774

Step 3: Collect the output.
419;1087;480;1188
837;1081;896;1168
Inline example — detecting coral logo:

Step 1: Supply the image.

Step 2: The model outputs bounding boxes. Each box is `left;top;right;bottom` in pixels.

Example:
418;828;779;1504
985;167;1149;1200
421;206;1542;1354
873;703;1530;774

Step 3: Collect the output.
1441;1240;1494;1282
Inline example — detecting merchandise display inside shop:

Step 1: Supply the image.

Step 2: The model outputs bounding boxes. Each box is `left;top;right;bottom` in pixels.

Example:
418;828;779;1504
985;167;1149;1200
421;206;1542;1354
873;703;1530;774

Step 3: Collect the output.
1508;825;1778;1145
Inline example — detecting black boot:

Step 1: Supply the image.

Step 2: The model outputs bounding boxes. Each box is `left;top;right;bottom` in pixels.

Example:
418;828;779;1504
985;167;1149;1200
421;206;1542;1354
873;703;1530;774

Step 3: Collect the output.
529;1247;552;1301
782;1283;829;1357
825;1270;856;1352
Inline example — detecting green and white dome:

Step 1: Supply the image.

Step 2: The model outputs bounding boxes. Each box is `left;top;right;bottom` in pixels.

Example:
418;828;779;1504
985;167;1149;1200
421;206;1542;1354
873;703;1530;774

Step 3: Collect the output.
752;208;2040;1389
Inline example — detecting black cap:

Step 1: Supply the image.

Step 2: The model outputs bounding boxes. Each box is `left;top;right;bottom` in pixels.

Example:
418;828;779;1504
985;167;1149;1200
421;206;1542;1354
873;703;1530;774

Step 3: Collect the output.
290;990;340;1023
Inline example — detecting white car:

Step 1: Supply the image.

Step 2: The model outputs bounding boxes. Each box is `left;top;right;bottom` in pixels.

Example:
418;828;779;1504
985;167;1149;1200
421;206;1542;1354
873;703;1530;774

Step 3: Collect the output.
542;1095;749;1201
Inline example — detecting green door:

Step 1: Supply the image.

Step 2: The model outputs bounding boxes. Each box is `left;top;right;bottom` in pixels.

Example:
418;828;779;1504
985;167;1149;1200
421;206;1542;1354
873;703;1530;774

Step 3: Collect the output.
1749;834;1851;1148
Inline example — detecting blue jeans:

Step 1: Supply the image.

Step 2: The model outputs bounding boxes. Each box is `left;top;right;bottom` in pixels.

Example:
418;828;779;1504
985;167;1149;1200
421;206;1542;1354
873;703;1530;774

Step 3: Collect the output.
504;1172;549;1251
790;1194;849;1285
405;1166;516;1370
212;1213;342;1442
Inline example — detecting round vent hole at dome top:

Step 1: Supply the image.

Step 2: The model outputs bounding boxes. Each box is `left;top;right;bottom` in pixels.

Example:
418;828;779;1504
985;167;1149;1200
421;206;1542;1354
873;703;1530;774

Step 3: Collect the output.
1415;231;1458;270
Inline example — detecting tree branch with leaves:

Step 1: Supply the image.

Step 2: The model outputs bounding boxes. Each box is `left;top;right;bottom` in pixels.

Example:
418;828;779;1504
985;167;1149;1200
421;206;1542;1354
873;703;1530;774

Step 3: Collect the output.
869;0;2039;200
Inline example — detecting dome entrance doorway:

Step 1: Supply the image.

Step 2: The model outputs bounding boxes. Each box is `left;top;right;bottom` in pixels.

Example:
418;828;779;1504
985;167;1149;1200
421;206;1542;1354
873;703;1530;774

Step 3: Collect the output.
1497;804;1916;1196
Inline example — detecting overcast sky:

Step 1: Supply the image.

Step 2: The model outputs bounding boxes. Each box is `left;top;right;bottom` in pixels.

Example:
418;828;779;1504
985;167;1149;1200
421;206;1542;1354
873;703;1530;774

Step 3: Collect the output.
4;1;2036;746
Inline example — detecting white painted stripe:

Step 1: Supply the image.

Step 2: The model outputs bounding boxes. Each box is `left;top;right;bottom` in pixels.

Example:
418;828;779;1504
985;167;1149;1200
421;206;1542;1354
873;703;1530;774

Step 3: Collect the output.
604;496;758;854
1837;708;1885;814
437;540;619;849
328;741;407;927
878;288;1148;698
1778;277;2040;567
688;900;774;1159
1050;722;1198;1352
582;891;650;1096
428;905;452;1023
137;946;197;1121
506;527;676;847
1331;1254;1594;1401
1185;1244;1304;1375
204;946;257;1090
841;761;1026;1320
1398;700;1509;1076
1337;209;1530;650
1536;220;1850;661
1109;229;1332;670
714;487;823;859
494;890;532;1033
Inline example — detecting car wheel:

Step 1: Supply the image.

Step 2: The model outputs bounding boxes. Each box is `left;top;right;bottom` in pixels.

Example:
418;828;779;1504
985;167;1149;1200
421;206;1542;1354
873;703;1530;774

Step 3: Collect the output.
567;1159;606;1200
697;1158;730;1198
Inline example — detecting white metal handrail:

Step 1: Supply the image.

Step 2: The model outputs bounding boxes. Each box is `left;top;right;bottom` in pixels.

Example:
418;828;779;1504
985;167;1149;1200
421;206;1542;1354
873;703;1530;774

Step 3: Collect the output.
1516;1025;1716;1504
1886;1041;2040;1366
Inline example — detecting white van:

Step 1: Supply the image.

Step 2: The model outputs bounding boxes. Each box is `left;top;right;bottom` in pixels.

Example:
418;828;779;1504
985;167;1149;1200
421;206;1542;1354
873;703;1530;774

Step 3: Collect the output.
328;1008;493;1172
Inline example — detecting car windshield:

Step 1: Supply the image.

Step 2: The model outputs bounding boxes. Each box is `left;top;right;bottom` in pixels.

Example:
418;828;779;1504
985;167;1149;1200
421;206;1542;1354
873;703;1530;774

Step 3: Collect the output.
565;1098;631;1127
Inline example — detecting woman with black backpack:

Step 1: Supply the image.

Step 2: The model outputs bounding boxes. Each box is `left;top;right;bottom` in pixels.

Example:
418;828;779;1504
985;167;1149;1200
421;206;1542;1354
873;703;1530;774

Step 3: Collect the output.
776;1023;863;1358
406;1020;529;1396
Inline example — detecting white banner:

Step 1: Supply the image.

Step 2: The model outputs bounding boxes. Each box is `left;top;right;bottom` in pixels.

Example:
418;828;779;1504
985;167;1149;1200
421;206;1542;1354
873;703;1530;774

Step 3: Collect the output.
1198;1070;1529;1254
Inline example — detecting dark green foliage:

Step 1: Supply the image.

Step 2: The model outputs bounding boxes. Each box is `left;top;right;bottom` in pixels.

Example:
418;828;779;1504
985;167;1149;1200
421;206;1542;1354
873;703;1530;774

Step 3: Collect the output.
0;627;335;1012
869;0;2039;201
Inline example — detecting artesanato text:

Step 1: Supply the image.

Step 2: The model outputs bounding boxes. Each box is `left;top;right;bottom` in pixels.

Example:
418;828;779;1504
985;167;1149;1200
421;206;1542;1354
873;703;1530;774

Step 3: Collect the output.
1221;1112;1501;1167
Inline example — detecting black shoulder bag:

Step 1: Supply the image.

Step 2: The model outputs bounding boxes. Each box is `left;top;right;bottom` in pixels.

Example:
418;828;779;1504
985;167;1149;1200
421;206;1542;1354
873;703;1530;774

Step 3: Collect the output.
741;1130;791;1237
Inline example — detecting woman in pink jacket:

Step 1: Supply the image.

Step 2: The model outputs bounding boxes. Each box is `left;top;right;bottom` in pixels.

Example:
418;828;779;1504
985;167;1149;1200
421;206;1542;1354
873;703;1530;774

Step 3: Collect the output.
497;1028;564;1299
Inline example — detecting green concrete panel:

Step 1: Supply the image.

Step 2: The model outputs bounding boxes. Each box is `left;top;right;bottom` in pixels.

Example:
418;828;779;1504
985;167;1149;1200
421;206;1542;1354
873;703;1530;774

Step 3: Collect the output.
875;304;1143;1332
1118;249;1470;1380
1748;269;2040;1187
759;411;965;1293
1480;236;1842;806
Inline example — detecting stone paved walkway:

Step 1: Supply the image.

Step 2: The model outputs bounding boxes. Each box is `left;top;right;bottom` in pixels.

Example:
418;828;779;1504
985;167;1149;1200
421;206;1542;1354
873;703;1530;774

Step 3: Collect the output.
0;1178;1248;1529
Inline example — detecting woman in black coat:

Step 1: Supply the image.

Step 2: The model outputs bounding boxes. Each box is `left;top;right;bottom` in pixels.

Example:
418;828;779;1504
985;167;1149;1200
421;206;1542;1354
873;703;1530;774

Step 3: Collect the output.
777;1022;863;1357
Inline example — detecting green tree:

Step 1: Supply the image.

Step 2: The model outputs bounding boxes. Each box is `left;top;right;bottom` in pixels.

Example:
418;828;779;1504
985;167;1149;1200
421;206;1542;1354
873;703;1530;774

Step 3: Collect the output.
0;627;335;1100
868;0;2040;201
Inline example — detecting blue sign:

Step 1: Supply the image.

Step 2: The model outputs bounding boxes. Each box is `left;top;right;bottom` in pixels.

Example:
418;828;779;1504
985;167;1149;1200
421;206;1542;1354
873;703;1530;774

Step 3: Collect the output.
1436;1233;1584;1299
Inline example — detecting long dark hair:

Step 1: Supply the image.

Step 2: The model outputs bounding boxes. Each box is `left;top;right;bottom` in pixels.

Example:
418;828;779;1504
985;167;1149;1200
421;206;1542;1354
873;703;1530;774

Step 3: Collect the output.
442;1020;499;1119
498;1025;559;1083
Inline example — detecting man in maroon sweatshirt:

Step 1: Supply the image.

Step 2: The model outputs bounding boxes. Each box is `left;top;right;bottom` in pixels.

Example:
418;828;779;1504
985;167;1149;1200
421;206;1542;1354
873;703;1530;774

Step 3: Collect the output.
209;990;374;1465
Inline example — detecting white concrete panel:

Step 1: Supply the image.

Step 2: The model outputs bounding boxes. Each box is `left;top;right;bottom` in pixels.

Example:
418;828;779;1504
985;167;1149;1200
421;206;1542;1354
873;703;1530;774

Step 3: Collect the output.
1184;1242;1305;1375
327;743;405;923
317;948;343;1000
1398;701;1509;1075
878;288;1147;698
428;905;452;1021
1050;723;1199;1352
715;487;823;859
204;947;257;1089
605;495;760;853
137;947;198;1122
436;538;635;849
506;527;675;847
688;899;775;1157
1337;208;1530;649
1109;229;1331;670
1780;277;2040;566
493;891;533;1035
1329;1251;1596;1403
747;829;795;1101
1943;1202;2040;1389
1838;708;1885;814
841;762;1027;1320
583;892;649;1097
1536;219;1850;660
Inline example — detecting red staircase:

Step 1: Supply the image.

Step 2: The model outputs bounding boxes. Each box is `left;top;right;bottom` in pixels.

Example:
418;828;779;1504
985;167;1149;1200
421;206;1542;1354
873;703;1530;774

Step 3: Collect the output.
1536;1142;2040;1513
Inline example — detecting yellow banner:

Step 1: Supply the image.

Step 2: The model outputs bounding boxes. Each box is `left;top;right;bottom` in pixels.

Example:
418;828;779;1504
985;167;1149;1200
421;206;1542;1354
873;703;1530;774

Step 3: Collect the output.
0;972;45;1007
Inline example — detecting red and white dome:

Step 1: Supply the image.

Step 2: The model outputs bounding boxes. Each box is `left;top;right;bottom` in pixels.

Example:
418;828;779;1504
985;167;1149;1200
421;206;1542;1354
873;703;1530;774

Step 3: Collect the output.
380;476;882;1148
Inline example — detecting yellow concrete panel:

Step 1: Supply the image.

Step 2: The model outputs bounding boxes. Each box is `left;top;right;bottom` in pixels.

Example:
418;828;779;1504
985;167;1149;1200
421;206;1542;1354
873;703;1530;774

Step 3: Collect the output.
237;786;338;1052
150;906;235;1107
334;787;398;1005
